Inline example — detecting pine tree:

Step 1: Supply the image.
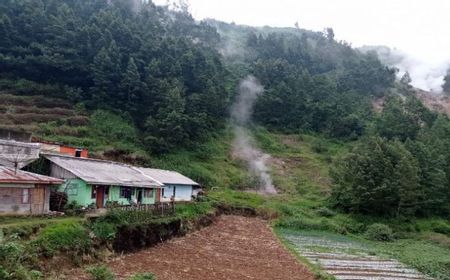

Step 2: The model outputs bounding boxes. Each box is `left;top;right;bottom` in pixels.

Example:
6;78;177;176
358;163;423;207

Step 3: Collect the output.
443;69;450;94
144;79;188;153
90;41;121;107
120;57;145;115
0;14;12;49
400;71;412;86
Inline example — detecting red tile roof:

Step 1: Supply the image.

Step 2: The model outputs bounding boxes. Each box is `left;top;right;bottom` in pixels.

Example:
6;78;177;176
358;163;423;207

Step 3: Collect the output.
0;166;63;185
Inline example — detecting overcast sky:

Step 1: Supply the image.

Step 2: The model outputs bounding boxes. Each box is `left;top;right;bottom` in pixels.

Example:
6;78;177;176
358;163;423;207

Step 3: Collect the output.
154;0;450;91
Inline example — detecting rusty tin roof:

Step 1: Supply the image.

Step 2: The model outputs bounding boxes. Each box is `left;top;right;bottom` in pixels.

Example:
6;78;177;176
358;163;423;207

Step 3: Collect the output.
0;166;63;185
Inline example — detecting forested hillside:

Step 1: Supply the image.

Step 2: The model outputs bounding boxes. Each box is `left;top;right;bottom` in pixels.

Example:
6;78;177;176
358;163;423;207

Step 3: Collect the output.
1;0;450;218
0;0;230;153
210;19;395;138
1;0;394;147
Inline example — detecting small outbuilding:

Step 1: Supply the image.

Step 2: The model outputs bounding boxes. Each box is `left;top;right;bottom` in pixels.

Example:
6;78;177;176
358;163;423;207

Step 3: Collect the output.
137;168;200;202
0;166;63;215
43;154;162;208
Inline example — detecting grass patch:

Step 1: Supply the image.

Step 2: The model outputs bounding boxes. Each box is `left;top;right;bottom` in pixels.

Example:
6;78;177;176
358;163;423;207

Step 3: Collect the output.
174;202;215;220
127;273;157;280
0;217;84;241
375;239;450;279
152;128;251;188
33;220;91;256
86;265;115;280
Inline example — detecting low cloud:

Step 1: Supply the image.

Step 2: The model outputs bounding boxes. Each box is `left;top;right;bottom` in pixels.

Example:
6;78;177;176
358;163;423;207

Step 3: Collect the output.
360;46;450;93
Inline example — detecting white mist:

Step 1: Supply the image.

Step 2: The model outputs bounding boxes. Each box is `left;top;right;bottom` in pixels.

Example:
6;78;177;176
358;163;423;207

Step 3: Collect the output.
230;75;276;194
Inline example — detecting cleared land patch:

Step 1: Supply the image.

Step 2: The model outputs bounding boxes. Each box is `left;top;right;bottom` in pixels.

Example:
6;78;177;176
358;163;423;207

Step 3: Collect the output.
72;215;316;280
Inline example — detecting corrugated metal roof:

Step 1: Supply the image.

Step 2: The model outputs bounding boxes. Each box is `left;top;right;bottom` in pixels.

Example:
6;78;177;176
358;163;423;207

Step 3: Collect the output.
0;139;40;168
0;166;63;185
137;167;199;186
44;154;162;188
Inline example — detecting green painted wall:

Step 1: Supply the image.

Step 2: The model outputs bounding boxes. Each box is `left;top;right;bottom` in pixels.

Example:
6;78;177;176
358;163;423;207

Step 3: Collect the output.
59;181;156;207
108;186;156;205
59;179;95;206
142;188;156;204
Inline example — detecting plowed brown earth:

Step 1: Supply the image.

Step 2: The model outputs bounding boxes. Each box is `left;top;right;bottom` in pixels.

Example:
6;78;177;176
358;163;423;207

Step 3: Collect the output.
73;215;316;280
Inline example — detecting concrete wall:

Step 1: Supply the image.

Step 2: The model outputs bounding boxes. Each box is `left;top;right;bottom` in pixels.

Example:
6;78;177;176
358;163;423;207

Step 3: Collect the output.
160;185;193;202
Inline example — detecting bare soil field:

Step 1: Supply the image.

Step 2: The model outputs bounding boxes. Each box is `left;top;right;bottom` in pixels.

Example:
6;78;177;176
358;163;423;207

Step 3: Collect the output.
73;215;316;280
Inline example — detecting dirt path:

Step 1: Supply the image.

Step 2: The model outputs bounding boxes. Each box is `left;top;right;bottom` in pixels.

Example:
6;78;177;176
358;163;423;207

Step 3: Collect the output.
77;215;316;280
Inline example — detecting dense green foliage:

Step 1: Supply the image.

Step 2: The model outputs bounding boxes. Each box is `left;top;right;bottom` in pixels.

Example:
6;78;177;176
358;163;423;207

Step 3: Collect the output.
33;220;92;256
365;223;394;241
0;242;41;280
331;95;450;217
0;0;229;153
211;21;396;137
0;0;399;154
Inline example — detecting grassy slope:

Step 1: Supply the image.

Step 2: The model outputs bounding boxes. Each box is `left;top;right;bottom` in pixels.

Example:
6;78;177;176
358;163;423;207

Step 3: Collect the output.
173;126;450;278
249;128;450;279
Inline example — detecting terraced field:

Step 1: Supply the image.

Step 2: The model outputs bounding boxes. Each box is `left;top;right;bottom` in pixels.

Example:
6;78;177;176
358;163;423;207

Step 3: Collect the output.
0;91;88;137
281;230;432;280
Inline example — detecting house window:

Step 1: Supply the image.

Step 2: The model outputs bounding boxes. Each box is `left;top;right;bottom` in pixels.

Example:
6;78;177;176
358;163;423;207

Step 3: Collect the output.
144;189;154;198
22;189;29;204
120;187;132;199
91;186;96;199
75;150;82;157
161;188;165;198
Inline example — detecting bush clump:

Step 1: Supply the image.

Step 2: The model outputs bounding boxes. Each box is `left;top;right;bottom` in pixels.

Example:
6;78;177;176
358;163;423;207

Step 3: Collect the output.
365;223;394;241
128;272;157;280
0;242;41;280
91;222;117;241
86;265;115;280
64;201;85;216
34;220;92;256
432;221;450;236
316;207;336;217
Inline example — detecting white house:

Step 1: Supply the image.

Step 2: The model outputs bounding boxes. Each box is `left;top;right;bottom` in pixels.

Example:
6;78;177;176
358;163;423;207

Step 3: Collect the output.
137;168;200;202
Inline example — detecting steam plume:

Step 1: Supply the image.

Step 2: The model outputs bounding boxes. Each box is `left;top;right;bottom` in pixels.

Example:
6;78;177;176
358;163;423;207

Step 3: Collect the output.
231;75;276;194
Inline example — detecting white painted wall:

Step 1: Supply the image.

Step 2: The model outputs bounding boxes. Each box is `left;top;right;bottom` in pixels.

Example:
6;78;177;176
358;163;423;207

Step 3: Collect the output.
160;185;193;202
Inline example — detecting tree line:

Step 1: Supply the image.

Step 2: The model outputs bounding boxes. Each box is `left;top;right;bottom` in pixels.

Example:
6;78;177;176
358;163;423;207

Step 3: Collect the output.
331;93;450;217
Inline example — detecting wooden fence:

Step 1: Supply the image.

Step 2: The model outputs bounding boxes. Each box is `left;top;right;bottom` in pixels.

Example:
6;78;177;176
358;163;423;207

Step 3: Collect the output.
106;202;175;216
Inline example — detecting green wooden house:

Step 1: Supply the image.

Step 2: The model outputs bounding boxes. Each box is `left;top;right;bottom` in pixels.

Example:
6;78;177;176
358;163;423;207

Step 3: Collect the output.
44;154;162;208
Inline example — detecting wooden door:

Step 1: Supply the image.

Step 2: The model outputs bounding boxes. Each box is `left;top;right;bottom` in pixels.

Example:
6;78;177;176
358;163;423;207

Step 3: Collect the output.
96;186;104;208
31;185;45;215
